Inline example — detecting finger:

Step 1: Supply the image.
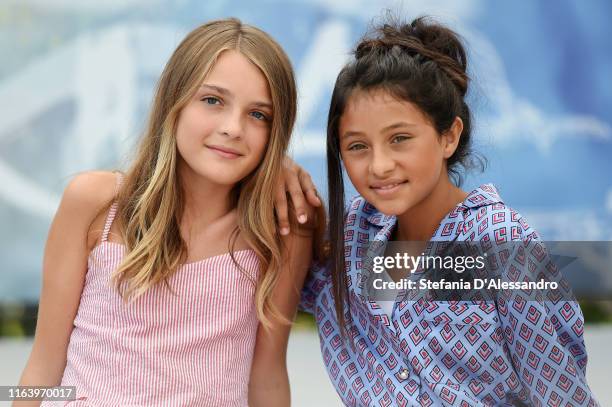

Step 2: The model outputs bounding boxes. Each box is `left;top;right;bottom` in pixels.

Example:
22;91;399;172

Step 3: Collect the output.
274;182;290;235
307;189;321;207
286;173;308;224
299;171;322;207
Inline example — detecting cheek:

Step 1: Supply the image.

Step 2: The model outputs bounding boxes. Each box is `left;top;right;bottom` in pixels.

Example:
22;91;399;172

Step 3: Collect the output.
175;121;191;158
253;133;269;156
342;157;368;187
246;130;270;166
408;140;445;177
176;105;214;144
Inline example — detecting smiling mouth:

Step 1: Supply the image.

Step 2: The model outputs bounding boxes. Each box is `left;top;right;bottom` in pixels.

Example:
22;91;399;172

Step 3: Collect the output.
370;181;407;195
206;145;243;159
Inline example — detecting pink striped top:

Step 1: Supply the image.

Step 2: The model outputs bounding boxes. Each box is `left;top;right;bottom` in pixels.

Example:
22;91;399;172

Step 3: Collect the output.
42;179;260;407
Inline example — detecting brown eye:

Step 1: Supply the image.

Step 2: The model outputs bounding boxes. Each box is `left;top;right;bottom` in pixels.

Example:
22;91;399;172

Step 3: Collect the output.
348;143;366;151
391;135;410;143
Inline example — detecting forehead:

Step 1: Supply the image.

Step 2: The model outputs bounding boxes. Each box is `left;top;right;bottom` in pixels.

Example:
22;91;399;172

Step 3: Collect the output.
340;88;431;130
203;49;271;100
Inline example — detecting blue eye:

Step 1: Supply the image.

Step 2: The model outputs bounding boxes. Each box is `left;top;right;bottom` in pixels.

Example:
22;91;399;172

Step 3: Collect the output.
202;96;221;105
250;111;268;121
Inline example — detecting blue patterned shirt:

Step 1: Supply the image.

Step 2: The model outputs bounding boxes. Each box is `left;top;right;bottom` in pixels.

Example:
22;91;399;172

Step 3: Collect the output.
301;184;598;406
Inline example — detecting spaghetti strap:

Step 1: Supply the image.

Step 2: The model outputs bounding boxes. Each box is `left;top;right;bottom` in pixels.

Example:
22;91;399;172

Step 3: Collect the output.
101;172;124;243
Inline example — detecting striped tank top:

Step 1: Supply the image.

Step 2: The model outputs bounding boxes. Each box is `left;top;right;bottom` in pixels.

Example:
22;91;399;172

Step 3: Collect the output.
42;174;260;407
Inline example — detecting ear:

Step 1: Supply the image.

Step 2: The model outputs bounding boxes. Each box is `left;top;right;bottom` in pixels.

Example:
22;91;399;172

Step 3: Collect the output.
441;116;463;159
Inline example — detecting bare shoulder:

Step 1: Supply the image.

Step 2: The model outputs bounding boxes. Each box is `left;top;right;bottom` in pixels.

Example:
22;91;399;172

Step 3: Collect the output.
60;171;122;249
63;171;118;207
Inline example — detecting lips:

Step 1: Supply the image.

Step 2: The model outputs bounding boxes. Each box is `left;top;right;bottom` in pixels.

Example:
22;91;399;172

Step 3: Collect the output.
370;180;407;196
206;144;243;159
370;180;407;189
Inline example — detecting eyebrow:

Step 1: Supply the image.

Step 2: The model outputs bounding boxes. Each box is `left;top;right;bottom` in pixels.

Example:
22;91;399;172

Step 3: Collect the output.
200;84;273;111
341;121;417;139
200;84;229;95
252;101;273;111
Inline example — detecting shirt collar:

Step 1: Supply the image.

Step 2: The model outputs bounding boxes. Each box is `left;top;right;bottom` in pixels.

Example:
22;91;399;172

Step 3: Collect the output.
459;183;504;209
365;183;504;228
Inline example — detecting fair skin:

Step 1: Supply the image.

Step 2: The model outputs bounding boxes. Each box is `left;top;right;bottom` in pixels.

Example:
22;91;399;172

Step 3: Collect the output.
16;50;312;407
174;49;273;257
14;171;117;407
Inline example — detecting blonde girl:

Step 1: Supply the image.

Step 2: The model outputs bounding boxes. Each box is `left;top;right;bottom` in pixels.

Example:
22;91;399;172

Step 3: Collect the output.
17;18;319;407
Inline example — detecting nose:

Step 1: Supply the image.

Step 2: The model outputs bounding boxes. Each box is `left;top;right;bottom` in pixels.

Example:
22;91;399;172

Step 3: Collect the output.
219;108;244;139
369;147;395;178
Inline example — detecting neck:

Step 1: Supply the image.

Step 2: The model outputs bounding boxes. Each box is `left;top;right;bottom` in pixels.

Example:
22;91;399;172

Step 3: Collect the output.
178;161;235;236
395;175;467;241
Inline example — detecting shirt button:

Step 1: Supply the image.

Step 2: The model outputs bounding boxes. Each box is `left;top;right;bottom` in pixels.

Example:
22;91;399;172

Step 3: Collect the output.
398;368;409;380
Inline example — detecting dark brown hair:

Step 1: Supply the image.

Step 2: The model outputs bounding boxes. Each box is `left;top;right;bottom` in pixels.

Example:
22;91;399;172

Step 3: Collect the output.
326;15;481;334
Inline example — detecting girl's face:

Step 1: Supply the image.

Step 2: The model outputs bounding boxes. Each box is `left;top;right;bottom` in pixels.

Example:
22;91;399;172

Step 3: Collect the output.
175;49;272;187
339;88;460;216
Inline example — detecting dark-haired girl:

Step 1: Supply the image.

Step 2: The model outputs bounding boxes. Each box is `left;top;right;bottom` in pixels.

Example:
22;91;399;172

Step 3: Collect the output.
282;16;598;406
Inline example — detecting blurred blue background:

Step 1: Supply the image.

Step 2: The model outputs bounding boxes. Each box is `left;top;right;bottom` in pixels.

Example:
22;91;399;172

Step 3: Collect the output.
0;1;611;405
0;0;611;300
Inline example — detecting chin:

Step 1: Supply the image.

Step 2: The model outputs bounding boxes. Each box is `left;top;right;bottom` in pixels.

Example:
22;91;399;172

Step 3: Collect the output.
213;175;245;186
377;205;409;217
365;196;410;217
190;168;242;185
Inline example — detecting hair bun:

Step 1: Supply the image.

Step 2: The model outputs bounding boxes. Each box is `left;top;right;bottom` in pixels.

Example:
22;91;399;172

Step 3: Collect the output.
356;16;469;97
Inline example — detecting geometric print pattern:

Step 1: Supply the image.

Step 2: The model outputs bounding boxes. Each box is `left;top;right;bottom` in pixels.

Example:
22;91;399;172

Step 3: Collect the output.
300;184;599;406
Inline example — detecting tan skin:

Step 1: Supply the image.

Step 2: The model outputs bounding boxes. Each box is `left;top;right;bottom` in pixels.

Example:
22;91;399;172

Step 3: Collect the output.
277;88;469;282
338;88;467;242
277;87;468;242
274;157;322;236
16;50;314;407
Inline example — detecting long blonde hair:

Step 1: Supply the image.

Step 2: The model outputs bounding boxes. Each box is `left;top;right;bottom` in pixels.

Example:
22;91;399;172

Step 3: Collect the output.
111;18;298;327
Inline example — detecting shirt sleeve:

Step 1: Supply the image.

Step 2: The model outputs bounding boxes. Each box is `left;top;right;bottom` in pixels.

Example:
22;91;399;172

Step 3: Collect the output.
298;260;330;314
496;239;599;406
